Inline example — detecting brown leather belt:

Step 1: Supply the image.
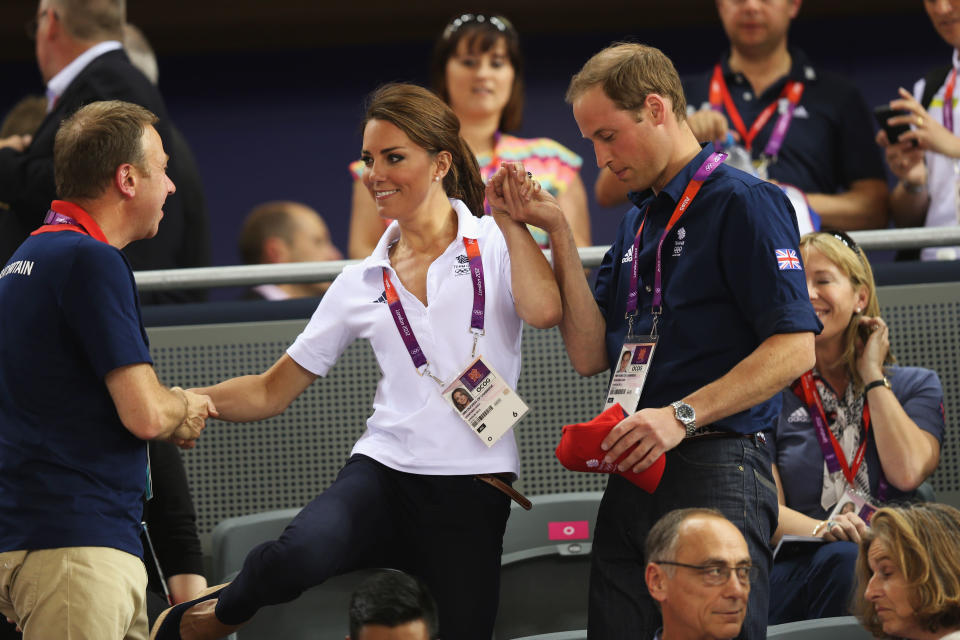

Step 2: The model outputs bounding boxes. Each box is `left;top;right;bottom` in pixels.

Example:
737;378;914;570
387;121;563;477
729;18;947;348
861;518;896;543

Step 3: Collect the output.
475;474;533;510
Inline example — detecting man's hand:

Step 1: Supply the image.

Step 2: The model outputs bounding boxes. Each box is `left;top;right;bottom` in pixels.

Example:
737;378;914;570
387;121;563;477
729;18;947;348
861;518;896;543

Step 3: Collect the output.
600;406;686;473
168;388;217;447
687;109;733;144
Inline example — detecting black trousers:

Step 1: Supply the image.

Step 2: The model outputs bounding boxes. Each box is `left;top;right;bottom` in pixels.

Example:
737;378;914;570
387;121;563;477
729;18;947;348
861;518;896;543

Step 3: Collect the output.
216;454;511;639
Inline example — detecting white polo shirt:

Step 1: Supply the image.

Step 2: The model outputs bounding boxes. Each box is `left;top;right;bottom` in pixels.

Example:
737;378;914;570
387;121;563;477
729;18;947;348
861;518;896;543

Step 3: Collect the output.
287;199;522;477
914;49;960;261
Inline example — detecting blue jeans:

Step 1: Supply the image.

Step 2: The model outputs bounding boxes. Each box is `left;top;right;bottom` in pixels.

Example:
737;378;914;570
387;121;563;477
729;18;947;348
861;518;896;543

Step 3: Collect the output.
215;455;510;640
587;435;778;640
769;540;858;623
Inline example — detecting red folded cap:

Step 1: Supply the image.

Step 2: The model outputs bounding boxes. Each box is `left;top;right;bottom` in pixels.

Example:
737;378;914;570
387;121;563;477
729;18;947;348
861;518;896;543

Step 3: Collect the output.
555;404;666;494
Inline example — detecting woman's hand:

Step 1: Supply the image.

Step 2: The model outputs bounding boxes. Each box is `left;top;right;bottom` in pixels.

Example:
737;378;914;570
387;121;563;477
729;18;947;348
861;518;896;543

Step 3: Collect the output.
486;161;565;233
821;511;869;544
856;315;889;382
887;87;960;158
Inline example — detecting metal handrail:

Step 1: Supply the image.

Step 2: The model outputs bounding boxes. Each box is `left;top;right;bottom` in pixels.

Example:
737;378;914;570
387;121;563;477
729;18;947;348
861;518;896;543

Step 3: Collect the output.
134;227;960;291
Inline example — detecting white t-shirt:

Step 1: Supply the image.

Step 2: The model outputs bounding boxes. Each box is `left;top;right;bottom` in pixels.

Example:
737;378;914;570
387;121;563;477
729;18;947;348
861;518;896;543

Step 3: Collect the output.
287;199;522;477
913;49;960;261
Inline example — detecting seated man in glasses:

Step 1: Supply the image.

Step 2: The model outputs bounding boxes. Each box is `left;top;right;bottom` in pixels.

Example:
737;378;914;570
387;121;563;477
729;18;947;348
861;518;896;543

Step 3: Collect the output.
645;509;752;640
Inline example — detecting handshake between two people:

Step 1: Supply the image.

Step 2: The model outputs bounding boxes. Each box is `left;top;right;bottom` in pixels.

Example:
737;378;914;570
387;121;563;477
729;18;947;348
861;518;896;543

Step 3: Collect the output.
167;387;218;450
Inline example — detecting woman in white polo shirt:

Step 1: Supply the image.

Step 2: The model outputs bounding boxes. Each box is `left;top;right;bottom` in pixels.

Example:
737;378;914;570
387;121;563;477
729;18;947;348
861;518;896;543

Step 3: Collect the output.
150;83;561;640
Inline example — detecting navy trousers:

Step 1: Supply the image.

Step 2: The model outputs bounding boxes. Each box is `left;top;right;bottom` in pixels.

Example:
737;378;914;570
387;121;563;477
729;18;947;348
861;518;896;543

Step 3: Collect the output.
215;454;511;639
769;540;858;623
587;434;778;640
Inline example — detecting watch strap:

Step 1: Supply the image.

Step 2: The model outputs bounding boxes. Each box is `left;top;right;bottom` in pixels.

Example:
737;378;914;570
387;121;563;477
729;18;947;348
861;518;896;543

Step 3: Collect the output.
864;378;890;394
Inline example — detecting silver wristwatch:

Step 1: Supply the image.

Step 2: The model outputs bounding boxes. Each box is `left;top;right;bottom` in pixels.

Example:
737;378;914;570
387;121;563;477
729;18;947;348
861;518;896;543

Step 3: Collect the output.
671;400;697;437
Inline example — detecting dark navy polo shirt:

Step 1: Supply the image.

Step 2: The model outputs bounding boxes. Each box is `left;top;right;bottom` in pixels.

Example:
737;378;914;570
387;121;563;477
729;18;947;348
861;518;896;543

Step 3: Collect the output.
0;228;152;557
772;366;945;518
595;144;821;434
683;48;886;195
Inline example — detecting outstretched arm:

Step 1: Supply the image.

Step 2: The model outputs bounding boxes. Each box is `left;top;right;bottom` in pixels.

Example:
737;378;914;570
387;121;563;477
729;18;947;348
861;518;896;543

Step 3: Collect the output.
192;353;317;423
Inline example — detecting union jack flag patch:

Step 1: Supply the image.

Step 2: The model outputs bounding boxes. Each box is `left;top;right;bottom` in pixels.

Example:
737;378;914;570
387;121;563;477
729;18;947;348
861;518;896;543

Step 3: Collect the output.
775;249;802;271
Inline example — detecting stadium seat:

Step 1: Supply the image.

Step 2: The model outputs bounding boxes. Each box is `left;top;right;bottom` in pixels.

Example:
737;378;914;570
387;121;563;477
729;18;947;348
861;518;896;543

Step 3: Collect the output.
766;616;873;639
495;492;602;639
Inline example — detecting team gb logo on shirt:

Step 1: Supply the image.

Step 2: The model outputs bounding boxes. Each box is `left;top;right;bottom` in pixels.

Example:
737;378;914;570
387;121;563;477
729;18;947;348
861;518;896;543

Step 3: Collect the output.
672;227;686;257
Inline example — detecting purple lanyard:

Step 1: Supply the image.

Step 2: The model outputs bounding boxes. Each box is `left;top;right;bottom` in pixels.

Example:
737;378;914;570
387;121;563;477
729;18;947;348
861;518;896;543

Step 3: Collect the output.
626;152;727;333
761;81;804;159
382;237;485;383
793;375;889;503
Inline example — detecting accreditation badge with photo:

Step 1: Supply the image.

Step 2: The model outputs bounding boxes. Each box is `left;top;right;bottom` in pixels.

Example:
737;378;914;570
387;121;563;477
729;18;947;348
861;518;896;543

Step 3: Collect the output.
604;338;657;414
443;356;528;447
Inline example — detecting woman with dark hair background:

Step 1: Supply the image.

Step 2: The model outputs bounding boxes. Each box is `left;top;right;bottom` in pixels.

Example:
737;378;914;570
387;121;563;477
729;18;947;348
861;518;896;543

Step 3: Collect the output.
348;13;591;258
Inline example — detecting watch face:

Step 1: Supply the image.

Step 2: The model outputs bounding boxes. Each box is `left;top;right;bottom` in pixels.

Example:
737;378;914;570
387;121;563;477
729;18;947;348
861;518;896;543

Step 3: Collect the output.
676;403;695;422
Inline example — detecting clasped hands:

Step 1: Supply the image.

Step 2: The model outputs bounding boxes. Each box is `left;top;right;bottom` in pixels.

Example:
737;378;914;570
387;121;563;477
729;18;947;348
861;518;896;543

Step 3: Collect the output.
485;160;564;233
169;387;218;450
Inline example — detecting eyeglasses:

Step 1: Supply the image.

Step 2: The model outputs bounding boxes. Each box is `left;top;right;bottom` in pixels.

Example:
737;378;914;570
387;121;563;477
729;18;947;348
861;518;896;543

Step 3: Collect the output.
652;561;753;586
25;8;53;41
442;14;514;41
823;228;867;269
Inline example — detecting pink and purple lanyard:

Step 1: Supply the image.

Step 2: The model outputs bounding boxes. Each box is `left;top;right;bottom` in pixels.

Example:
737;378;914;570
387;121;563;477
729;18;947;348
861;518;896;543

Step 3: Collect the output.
382;237;485;384
792;372;889;502
709;63;805;159
626;152;727;337
944;68;957;133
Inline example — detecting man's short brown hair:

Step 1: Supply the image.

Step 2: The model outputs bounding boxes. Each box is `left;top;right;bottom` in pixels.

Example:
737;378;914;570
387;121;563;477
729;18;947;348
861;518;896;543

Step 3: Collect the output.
49;0;125;42
54;100;157;201
566;42;687;121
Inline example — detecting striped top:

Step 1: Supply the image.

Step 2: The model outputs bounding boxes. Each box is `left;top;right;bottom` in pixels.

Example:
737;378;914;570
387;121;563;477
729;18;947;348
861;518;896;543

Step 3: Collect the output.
350;134;583;247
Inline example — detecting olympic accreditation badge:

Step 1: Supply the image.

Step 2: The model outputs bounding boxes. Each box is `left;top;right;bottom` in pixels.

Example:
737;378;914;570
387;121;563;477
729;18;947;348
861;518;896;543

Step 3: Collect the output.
443;356;528;447
604;338;657;414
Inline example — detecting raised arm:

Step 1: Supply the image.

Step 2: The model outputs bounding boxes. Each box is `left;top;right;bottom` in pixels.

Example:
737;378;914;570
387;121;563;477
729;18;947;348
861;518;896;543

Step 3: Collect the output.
486;163;561;329
856;316;941;491
487;162;607;372
192;353;317;423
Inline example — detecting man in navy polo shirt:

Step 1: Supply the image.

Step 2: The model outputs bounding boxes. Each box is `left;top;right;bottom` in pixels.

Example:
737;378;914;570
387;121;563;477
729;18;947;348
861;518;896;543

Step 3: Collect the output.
502;43;819;639
594;0;888;233
0;100;216;640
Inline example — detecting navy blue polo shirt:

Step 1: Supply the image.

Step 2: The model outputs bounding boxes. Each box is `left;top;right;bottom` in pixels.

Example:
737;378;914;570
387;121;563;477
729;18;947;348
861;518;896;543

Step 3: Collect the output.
683;48;885;195
594;144;821;434
0;217;152;557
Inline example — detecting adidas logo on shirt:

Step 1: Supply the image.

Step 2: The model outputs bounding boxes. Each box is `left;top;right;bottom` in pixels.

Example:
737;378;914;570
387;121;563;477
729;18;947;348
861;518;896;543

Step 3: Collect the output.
621;245;634;264
786;407;809;423
372;292;387;304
